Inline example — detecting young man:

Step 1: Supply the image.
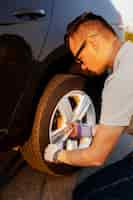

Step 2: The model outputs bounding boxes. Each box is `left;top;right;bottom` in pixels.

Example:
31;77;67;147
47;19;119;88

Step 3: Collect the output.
45;12;133;199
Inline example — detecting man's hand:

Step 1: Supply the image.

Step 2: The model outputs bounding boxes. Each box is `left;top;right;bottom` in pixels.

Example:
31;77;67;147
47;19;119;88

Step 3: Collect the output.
44;143;62;163
67;122;94;139
67;122;79;139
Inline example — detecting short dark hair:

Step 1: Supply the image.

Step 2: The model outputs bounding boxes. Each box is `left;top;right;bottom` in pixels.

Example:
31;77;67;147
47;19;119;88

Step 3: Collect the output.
64;12;117;50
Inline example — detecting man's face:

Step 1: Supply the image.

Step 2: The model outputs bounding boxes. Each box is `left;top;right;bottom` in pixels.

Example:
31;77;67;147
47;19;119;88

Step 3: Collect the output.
69;29;109;75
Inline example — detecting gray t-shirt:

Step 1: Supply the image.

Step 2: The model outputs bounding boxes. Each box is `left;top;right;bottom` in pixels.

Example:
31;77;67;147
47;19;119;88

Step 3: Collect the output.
100;41;133;133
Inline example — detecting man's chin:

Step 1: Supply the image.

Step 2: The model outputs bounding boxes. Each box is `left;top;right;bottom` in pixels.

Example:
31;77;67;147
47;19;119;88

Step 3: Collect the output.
81;65;105;76
82;69;98;76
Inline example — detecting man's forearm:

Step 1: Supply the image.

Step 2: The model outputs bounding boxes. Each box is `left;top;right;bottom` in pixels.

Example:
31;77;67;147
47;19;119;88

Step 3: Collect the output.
57;124;123;167
58;147;102;167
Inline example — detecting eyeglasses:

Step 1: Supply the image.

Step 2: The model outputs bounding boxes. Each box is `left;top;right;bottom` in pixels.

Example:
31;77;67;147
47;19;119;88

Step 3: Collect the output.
74;40;86;65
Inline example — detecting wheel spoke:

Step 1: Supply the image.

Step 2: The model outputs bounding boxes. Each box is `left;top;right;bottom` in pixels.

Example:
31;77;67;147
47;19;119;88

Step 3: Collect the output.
58;96;73;122
51;127;66;143
73;94;91;121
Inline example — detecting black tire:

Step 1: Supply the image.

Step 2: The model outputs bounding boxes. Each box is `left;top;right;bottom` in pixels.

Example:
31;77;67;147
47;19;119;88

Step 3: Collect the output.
21;74;101;175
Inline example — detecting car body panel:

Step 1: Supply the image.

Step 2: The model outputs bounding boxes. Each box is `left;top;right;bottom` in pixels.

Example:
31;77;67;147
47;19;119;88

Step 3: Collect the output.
0;62;49;151
0;0;53;59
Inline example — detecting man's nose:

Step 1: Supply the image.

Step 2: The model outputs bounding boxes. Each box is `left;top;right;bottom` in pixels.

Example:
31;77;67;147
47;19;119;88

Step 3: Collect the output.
81;63;87;70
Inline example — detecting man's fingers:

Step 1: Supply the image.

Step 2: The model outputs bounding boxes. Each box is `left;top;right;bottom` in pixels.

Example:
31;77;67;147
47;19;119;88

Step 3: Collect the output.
44;143;62;163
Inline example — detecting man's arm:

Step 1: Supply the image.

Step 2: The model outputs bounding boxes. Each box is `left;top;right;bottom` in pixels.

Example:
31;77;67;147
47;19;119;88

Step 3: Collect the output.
57;124;125;167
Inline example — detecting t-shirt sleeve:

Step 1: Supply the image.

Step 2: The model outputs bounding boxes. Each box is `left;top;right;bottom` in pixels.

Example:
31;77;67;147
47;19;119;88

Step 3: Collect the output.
100;74;133;126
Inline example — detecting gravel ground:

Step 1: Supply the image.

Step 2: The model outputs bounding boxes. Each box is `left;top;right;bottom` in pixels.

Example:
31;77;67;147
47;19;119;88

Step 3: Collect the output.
0;151;97;200
0;164;79;200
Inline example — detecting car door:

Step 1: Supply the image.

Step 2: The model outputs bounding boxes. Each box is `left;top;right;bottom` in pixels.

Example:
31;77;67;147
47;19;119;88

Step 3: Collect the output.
0;0;53;138
0;0;53;59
